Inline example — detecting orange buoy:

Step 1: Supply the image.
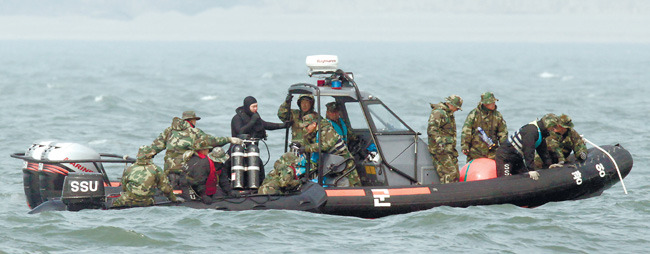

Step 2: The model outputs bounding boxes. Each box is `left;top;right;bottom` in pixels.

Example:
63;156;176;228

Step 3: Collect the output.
460;158;497;182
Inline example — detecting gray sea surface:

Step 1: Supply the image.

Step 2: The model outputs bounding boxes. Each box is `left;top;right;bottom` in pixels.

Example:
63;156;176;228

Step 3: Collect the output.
0;41;648;253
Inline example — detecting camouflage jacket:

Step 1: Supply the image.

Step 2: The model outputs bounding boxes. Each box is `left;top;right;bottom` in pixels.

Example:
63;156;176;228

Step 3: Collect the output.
546;128;588;163
120;159;176;202
460;104;508;158
427;103;457;155
303;120;351;158
277;100;317;144
263;157;300;191
150;117;231;174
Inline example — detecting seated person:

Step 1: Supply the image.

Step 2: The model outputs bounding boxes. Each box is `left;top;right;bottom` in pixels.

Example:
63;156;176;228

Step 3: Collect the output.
112;145;182;208
298;114;361;187
181;139;234;204
258;152;301;195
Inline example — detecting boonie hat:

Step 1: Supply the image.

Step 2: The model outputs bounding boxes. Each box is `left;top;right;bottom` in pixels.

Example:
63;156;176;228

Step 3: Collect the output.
541;113;560;128
182;110;201;120
208;147;229;163
558;114;574;129
445;95;463;110
480;92;498;104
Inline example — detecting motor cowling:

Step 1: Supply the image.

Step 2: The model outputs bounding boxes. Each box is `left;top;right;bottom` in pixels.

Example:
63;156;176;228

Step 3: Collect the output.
22;140;57;208
61;172;106;211
39;142;102;202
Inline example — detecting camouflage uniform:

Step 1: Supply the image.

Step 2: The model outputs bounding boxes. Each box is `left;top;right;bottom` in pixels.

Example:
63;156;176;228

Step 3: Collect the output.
534;114;588;167
460;92;508;162
259;152;301;195
428;95;462;184
150;112;232;175
278;94;318;144
301;114;362;187
112;145;177;208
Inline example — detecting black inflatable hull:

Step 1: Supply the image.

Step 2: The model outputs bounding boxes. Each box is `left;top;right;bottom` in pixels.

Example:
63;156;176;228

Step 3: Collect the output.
319;145;632;218
25;145;632;218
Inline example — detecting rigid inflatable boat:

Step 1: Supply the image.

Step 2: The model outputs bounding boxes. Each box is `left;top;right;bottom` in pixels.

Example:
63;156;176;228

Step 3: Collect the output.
11;55;633;218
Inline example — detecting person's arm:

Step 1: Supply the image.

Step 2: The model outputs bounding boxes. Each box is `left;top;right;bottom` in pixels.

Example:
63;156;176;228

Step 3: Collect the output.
261;118;288;130
460;109;476;152
520;125;539;171
234;113;259;135
496;111;509;146
156;166;177;202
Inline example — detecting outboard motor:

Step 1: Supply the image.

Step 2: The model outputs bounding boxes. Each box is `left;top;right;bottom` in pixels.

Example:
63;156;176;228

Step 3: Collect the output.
231;144;246;189
39;142;102;202
61;172;105;211
22;140;57;208
246;143;260;189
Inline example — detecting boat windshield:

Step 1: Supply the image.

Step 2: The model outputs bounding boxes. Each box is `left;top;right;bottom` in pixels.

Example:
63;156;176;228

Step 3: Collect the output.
346;102;410;132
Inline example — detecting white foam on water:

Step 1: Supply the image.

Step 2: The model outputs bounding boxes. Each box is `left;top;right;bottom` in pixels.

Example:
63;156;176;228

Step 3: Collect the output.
94;95;104;102
201;95;217;101
539;71;558;78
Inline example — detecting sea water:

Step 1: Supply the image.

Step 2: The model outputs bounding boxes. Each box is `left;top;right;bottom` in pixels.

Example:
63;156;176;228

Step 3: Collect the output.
0;41;649;253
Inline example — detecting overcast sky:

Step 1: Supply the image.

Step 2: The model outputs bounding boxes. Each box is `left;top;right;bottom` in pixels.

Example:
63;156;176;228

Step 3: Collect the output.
1;0;649;42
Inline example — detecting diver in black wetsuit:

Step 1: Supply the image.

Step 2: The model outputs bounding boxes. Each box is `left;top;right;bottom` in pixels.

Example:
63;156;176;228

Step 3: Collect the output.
231;96;290;182
495;113;564;180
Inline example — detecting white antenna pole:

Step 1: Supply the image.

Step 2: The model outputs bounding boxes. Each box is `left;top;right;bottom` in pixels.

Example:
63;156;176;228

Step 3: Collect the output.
582;136;628;195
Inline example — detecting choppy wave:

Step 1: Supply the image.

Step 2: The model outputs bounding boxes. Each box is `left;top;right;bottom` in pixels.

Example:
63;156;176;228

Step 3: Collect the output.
1;41;649;253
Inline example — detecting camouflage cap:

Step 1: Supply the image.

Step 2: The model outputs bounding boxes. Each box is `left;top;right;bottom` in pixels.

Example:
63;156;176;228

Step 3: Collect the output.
208;147;229;163
136;145;155;161
445;95;463;110
193;137;213;151
558;114;574;128
480;92;498;104
326;102;340;112
541;113;560;128
299;113;319;128
182;110;201;120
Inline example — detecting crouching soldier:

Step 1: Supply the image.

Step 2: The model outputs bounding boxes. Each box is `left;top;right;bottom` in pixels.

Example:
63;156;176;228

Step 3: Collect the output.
112;145;183;208
181;139;234;204
259;152;301;195
298;114;361;187
534;114;589;168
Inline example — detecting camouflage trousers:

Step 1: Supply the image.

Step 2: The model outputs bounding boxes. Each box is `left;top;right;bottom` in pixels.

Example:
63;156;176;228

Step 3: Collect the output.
432;152;459;184
111;193;154;208
343;159;361;187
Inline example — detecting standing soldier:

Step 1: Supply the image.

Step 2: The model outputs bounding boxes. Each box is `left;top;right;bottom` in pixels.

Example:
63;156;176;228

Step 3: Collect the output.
259;152;302;195
278;94;318;144
298;114;361;187
149;111;242;187
461;92;508;162
428;95;463;184
112;145;183;208
534;114;588;167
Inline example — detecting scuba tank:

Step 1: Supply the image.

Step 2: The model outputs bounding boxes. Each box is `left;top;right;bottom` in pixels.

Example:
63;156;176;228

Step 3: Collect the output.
245;143;261;189
231;144;246;189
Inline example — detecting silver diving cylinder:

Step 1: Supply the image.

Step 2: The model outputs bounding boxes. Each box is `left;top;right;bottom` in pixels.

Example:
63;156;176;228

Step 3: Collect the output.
246;143;261;189
231;144;246;189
